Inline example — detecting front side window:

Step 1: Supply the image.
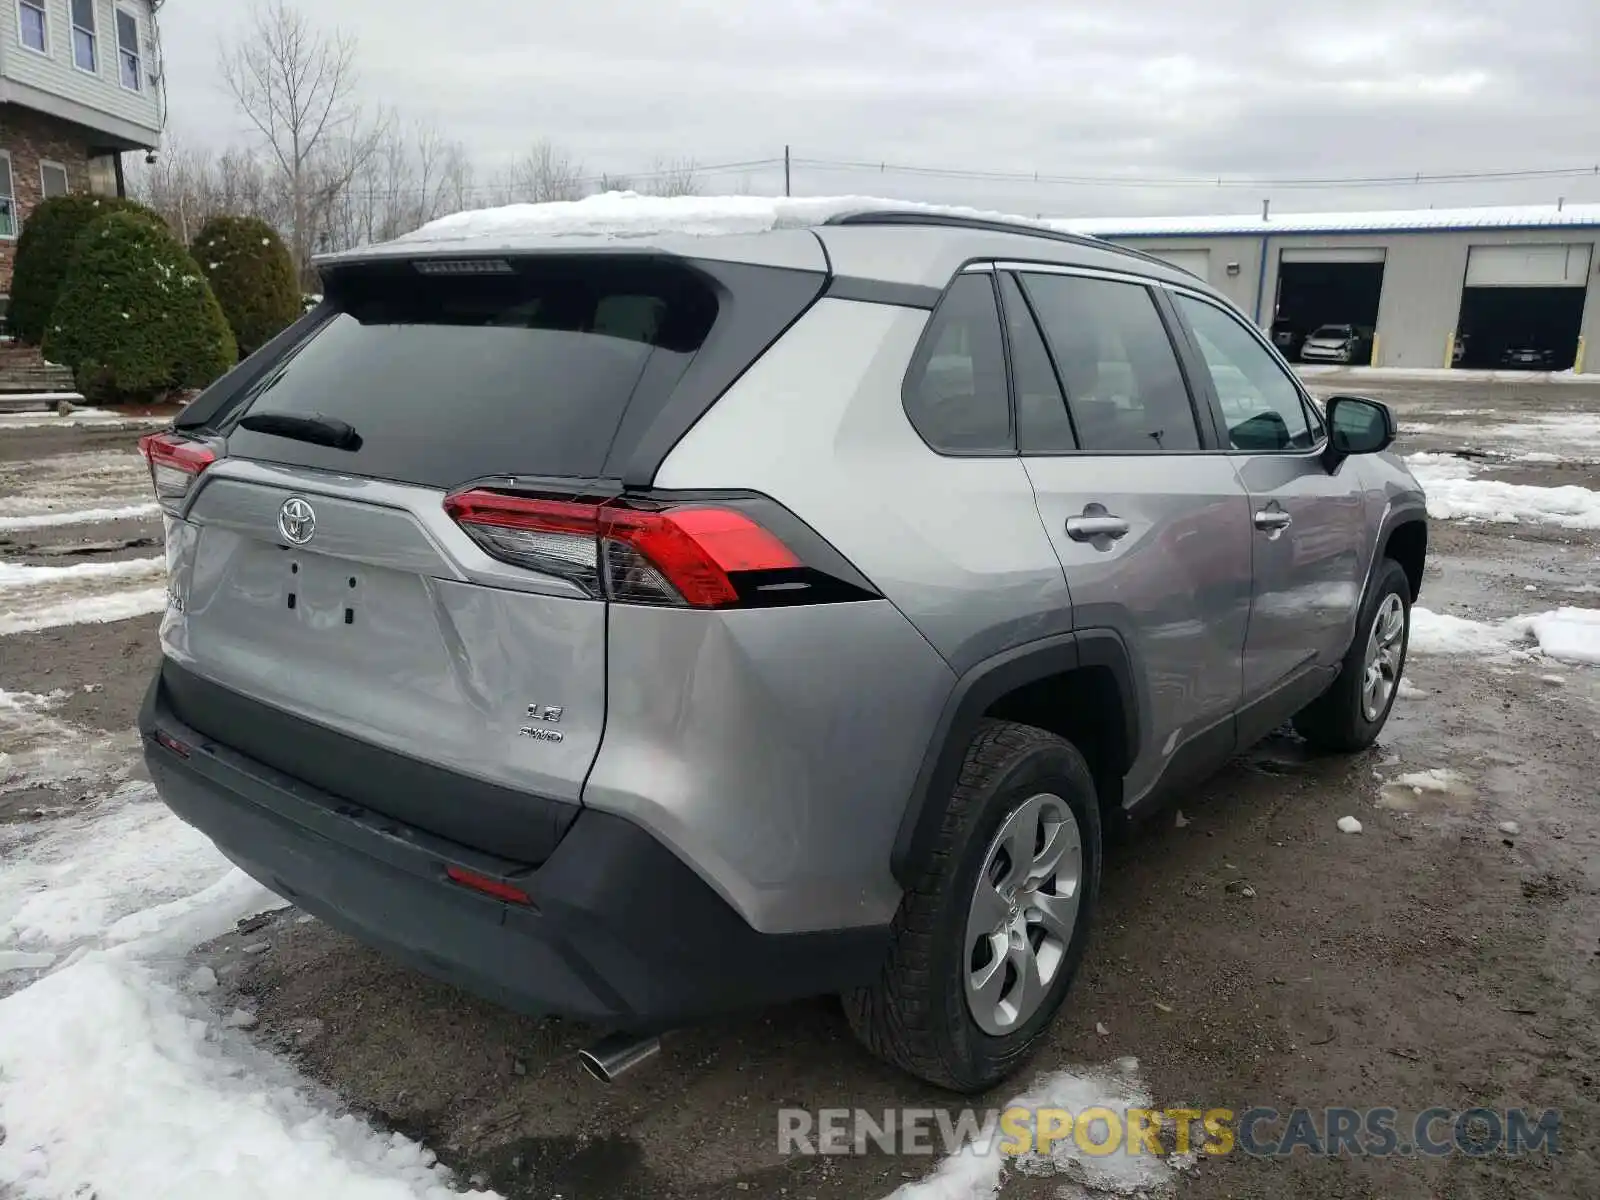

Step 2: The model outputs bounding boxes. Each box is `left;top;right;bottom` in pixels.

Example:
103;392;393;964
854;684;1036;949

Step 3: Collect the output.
902;273;1012;454
18;0;47;52
0;154;15;239
71;0;97;72
1177;294;1319;452
1020;273;1201;454
41;162;70;198
116;8;141;90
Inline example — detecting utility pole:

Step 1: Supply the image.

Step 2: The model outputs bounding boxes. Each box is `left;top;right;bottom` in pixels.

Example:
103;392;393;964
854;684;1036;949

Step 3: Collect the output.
784;145;791;197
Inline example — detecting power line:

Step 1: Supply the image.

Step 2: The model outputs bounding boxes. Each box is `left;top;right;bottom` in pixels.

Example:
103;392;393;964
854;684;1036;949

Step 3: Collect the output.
791;156;1600;191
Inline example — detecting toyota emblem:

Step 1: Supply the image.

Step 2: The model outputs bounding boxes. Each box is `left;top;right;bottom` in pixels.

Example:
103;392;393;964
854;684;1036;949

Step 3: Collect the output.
278;497;317;545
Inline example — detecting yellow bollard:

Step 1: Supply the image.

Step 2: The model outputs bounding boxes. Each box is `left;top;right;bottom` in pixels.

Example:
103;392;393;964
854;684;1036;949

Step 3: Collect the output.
1370;333;1380;367
1444;332;1455;368
1577;335;1587;375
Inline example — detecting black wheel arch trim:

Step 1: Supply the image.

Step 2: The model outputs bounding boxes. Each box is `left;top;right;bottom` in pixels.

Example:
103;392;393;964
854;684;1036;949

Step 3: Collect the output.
890;629;1140;888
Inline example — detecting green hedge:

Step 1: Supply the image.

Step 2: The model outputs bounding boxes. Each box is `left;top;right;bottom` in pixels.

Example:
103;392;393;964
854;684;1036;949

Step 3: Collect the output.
44;212;237;402
5;195;160;345
192;215;300;358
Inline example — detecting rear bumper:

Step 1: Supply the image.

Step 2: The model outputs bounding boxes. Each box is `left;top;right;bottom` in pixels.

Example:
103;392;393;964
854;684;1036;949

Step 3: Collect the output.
139;667;889;1027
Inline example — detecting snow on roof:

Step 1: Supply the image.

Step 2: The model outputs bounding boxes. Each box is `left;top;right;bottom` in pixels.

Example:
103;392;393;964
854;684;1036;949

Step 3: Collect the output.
397;191;1058;244
1059;202;1600;238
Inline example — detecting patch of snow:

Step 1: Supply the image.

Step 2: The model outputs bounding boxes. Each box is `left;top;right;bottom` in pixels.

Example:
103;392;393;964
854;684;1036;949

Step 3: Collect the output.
0;957;498;1199
0;556;164;587
0;584;169;635
1396;679;1426;700
0;753;498;1198
1422;478;1600;529
0;501;159;531
1539;674;1566;685
888;1057;1189;1200
1513;607;1600;665
1405;453;1600;528
1498;821;1520;836
1390;769;1464;794
1409;607;1523;656
1337;816;1364;834
0;949;57;971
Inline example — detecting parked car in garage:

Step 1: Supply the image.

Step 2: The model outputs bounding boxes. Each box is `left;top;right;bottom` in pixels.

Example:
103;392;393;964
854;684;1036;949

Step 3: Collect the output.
1271;321;1304;360
1499;344;1556;369
1299;324;1375;365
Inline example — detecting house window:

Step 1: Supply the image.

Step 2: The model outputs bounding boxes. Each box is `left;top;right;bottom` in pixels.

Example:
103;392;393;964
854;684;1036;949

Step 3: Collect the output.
116;8;141;91
41;162;71;199
71;0;97;73
0;153;16;240
18;0;48;53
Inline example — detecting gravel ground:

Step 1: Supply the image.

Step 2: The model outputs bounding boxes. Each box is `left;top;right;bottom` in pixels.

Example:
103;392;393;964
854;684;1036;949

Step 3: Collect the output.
2;377;1597;1199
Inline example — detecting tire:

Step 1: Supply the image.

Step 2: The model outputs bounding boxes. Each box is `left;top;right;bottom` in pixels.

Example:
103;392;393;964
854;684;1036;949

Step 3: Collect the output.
842;720;1102;1093
1293;558;1412;753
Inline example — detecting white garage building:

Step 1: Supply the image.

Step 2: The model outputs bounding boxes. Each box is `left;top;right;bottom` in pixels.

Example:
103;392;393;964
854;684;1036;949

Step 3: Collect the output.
1066;203;1600;373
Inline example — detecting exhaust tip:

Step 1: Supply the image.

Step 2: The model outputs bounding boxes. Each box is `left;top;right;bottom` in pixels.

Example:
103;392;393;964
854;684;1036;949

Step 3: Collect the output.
578;1033;661;1084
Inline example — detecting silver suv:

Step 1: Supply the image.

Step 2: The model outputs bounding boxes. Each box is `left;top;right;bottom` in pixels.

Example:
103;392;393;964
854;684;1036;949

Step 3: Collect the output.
139;211;1427;1093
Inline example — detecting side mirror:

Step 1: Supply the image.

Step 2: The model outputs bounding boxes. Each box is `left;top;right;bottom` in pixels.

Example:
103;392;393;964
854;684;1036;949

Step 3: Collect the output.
1323;395;1395;469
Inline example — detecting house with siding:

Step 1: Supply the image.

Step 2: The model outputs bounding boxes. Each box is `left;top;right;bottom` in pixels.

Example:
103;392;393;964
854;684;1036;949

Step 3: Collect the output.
1;0;162;308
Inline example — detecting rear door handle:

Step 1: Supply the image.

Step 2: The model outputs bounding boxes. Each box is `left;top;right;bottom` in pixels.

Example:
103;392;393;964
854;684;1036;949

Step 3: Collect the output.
1065;514;1131;542
1254;509;1293;531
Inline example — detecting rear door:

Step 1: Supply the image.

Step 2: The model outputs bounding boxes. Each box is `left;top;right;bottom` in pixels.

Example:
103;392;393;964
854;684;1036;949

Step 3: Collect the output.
1168;291;1367;715
157;252;822;861
1004;266;1254;806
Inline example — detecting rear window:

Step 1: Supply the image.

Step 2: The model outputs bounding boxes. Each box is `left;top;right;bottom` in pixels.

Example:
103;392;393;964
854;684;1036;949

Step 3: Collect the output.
1311;325;1352;338
223;259;720;488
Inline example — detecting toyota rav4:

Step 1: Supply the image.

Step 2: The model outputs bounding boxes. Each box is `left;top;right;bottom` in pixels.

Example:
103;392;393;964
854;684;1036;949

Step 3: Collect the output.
138;209;1427;1093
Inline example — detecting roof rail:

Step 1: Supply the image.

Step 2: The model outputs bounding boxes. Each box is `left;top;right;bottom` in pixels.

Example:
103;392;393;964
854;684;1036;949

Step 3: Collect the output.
823;209;1182;274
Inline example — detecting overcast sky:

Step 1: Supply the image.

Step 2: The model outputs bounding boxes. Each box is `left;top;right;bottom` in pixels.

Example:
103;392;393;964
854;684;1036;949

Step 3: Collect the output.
156;0;1600;219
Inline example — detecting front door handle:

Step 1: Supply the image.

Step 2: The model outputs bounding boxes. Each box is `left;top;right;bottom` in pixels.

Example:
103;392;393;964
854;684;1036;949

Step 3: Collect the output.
1254;509;1293;531
1066;514;1131;542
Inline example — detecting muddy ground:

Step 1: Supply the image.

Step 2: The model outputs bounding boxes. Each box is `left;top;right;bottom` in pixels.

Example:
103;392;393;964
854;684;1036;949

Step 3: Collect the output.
2;375;1597;1199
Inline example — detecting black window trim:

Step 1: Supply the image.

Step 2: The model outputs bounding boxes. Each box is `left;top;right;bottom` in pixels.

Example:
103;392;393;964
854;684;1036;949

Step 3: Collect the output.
993;261;1223;457
1161;284;1332;460
994;268;1078;453
899;266;1017;459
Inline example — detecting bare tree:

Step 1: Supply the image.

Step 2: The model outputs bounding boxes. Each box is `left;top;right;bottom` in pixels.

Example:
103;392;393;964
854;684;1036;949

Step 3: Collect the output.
641;158;700;198
498;140;586;204
219;0;374;274
595;172;634;194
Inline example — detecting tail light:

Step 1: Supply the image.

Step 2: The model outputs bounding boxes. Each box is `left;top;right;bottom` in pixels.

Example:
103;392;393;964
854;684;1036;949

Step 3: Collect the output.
138;432;217;514
444;489;863;609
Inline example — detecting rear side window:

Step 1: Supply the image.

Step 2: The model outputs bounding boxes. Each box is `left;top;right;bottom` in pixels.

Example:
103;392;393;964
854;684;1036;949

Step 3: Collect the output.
1020;273;1201;454
902;273;1012;454
224;260;719;488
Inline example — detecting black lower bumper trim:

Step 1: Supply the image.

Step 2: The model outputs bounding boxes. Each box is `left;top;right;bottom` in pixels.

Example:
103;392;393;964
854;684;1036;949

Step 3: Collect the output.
139;668;890;1026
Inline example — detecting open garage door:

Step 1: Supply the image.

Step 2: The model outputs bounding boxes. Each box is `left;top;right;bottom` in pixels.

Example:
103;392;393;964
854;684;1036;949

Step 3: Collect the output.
1457;244;1592;370
1147;248;1210;282
1271;248;1386;362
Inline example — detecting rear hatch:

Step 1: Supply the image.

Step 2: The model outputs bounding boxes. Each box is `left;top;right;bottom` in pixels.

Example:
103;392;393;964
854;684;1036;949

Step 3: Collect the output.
148;247;826;863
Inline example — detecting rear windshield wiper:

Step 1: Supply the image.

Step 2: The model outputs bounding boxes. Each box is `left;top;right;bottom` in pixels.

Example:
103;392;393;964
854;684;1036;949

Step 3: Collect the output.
237;411;363;451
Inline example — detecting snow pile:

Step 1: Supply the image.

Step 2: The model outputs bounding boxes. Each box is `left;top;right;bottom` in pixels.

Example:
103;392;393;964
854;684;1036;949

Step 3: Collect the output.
1515;607;1600;665
0;555;168;635
0;448;154;531
1410;605;1600;665
1405;452;1600;529
0;715;499;1196
889;1056;1191;1200
1409;607;1526;656
402;192;1056;244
